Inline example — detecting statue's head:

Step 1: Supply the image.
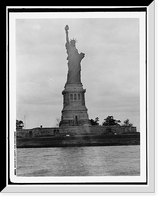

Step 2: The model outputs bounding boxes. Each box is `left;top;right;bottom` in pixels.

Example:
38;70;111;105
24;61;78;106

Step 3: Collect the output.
70;38;77;47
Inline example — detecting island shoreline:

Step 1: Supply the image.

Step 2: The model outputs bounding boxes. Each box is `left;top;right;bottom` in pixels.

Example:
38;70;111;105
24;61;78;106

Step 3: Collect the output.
16;134;140;148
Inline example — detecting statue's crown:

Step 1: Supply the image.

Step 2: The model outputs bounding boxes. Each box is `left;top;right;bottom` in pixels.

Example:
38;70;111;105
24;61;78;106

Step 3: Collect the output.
70;38;77;44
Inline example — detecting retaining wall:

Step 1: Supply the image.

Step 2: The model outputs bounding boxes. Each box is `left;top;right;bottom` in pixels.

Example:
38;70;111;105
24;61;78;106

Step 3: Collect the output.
16;125;137;138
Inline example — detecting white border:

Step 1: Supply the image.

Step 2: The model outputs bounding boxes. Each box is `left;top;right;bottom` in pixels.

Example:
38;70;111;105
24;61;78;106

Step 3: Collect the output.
139;12;147;184
9;10;145;19
9;11;146;184
4;3;156;192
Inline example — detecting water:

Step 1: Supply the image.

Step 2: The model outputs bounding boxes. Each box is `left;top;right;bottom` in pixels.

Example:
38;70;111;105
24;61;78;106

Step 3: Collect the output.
17;145;140;176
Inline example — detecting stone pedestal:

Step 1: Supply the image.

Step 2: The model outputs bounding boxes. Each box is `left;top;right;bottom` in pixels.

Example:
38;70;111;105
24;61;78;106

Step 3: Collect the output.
59;83;91;128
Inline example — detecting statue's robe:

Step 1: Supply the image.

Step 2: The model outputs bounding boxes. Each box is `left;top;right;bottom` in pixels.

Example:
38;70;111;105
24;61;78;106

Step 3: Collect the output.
65;42;84;84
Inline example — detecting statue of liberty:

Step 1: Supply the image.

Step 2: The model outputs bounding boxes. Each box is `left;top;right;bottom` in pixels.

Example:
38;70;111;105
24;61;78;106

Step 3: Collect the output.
64;25;85;84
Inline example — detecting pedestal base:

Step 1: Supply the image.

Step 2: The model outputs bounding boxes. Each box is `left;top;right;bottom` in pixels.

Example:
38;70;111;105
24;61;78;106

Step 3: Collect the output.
59;125;92;135
60;83;91;128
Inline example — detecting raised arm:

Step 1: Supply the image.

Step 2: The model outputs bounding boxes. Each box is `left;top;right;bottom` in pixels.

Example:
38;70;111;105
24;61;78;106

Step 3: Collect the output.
65;25;69;44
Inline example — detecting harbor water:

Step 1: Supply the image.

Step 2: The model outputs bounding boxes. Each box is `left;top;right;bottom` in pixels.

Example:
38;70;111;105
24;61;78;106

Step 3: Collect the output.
17;145;140;176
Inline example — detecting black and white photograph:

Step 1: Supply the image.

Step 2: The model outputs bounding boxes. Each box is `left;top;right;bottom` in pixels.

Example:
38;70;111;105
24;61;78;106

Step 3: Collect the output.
4;4;155;193
16;16;141;177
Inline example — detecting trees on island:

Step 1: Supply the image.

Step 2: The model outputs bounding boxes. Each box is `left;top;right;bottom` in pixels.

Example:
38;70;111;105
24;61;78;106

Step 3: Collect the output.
16;120;24;129
55;118;61;127
89;116;133;127
122;119;133;127
102;116;133;127
16;116;133;128
89;117;99;125
102;116;121;126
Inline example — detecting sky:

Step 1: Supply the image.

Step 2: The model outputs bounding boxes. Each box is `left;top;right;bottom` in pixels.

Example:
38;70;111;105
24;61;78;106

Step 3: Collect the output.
16;17;140;130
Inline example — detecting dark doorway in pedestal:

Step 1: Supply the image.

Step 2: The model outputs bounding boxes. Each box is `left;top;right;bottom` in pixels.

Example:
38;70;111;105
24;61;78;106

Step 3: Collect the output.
74;115;79;125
